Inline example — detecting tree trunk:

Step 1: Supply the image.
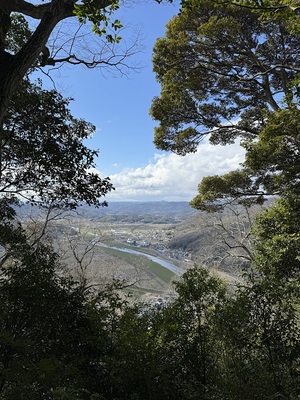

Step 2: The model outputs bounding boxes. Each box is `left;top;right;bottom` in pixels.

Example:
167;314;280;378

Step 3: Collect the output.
0;1;74;129
0;1;75;179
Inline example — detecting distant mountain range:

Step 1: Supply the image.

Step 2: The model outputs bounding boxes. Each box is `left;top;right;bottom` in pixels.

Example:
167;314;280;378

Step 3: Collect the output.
79;201;198;223
101;201;195;215
18;201;197;223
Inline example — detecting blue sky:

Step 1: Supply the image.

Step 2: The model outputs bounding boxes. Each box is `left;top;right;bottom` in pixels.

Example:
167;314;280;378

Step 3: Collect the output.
45;2;245;202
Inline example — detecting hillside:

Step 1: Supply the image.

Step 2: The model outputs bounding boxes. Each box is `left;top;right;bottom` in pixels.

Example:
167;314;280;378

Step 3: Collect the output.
166;203;269;274
78;201;198;223
19;201;267;286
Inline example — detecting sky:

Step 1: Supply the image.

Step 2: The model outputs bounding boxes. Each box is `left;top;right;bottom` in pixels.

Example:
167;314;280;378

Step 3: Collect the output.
45;1;246;202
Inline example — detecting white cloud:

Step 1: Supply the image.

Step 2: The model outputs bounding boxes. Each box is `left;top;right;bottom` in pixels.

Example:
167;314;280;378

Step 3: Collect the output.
99;139;245;202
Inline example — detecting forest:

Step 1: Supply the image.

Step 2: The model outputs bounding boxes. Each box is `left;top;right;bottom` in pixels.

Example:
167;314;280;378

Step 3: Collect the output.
0;0;299;399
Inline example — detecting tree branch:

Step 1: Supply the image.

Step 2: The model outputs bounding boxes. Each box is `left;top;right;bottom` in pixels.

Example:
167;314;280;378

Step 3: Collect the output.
0;0;52;19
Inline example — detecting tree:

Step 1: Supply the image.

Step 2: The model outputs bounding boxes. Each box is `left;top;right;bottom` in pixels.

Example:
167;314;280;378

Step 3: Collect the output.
0;3;121;265
151;0;299;153
0;76;113;267
0;0;125;128
0;2;140;210
105;304;162;400
189;170;263;211
252;195;300;279
2;78;113;209
149;5;300;397
150;266;227;399
190;107;300;210
210;0;300;35
0;241;88;397
150;0;300;209
246;195;300;396
0;207;135;398
215;272;300;399
101;265;228;400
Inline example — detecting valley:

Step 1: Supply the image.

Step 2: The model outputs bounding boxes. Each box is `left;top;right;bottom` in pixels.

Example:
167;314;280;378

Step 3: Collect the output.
26;200;262;303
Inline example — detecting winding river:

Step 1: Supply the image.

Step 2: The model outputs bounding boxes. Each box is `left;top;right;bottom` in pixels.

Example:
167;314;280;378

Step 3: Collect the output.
105;245;184;276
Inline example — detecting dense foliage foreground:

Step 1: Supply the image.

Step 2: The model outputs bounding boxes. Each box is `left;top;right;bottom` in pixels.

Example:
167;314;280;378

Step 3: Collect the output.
0;200;299;399
0;0;299;398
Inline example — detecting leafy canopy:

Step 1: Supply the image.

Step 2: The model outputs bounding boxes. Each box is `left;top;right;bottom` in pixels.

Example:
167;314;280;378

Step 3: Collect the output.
150;0;300;209
151;0;299;154
2;78;113;209
74;0;123;43
0;0;139;134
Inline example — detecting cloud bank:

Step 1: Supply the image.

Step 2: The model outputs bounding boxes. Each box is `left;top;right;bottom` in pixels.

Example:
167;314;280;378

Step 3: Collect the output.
102;140;245;202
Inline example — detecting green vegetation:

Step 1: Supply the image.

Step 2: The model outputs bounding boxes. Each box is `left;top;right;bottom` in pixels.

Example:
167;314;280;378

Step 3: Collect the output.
0;0;299;398
1;256;298;399
151;0;300;210
0;0;126;132
3;79;113;209
100;246;175;283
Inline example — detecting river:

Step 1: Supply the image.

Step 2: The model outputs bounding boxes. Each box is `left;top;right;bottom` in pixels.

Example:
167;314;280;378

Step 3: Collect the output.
103;245;184;276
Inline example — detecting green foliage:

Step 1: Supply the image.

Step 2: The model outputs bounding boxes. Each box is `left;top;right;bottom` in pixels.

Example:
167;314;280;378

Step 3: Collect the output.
252;196;300;279
0;213;298;400
189;99;300;212
180;0;300;35
160;268;227;399
151;0;300;210
0;209;133;398
237;0;300;35
152;1;300;378
190;170;261;211
74;0;123;43
6;14;32;54
0;2;299;399
150;0;299;154
217;273;300;399
0;245;87;397
243;107;300;197
3;78;113;209
109;265;299;399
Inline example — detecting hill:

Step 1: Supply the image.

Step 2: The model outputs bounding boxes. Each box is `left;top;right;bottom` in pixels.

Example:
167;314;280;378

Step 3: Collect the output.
76;201;197;223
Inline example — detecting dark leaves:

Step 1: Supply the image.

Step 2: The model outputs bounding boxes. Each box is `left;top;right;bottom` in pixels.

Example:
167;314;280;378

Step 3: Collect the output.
2;79;114;209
